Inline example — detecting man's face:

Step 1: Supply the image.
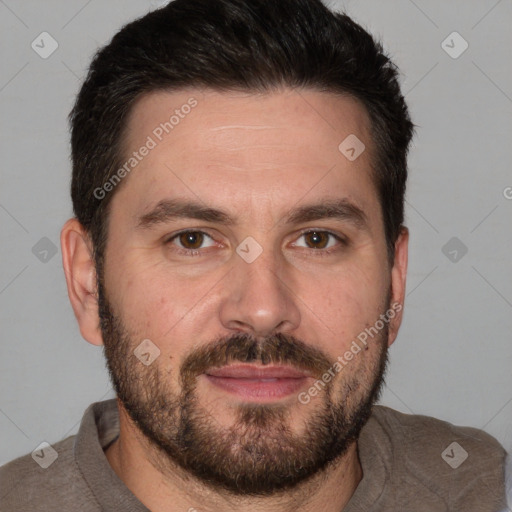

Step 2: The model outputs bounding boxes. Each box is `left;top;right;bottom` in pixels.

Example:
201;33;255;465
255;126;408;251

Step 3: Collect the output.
97;89;404;494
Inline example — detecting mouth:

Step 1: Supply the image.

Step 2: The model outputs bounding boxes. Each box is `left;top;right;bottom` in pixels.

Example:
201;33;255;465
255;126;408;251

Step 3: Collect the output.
203;364;314;402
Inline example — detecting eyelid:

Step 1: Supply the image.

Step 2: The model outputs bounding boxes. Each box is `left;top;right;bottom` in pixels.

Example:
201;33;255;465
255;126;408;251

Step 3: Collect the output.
165;228;216;242
164;228;347;257
165;229;220;254
291;229;347;250
303;227;345;237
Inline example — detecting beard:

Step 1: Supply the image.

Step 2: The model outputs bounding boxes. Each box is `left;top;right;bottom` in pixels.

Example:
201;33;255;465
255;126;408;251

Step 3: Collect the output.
98;279;390;496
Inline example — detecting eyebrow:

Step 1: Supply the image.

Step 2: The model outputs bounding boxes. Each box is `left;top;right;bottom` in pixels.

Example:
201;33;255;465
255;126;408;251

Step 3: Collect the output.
136;198;234;228
284;199;369;231
136;197;369;232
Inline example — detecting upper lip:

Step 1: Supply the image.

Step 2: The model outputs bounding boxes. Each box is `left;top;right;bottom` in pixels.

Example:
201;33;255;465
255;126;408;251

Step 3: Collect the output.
205;364;312;379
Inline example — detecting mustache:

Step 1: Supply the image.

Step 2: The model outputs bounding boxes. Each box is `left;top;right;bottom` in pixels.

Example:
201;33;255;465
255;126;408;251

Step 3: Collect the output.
180;332;333;388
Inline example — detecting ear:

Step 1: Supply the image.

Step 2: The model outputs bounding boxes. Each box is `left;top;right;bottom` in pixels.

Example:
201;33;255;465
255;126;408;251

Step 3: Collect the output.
61;218;104;346
387;226;409;347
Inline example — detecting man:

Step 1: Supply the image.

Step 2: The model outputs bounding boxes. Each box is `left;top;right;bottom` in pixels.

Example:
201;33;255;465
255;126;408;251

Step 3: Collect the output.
0;0;508;510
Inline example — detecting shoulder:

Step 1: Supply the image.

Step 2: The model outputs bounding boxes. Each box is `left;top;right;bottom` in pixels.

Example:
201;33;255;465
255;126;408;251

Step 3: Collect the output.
372;405;506;461
370;405;506;507
0;436;99;512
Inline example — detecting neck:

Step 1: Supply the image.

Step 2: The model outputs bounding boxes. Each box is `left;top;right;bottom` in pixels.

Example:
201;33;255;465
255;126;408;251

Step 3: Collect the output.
105;402;363;512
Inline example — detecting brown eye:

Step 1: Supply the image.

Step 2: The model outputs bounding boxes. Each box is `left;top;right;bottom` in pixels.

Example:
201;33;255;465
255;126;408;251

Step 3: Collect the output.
177;231;204;249
166;230;217;256
304;231;330;249
293;230;345;253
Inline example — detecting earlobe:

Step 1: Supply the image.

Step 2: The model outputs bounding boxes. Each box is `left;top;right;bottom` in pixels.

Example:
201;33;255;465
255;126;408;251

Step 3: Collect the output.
61;218;104;346
387;226;409;347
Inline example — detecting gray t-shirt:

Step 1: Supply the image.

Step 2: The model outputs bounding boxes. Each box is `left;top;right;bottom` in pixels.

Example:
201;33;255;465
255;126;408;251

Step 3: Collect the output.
0;399;506;511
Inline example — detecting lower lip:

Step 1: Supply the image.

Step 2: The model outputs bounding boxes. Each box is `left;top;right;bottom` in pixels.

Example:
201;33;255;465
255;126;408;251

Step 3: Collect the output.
204;375;310;401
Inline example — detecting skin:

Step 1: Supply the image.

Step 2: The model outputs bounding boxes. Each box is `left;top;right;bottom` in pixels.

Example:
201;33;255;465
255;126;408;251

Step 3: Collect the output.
61;88;408;512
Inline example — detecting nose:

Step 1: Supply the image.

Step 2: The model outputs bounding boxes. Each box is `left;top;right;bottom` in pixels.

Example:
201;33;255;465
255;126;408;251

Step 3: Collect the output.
218;246;301;338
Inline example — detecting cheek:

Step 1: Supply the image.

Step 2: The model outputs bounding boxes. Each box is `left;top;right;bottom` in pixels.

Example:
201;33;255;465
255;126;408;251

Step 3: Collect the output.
301;261;389;350
105;255;219;355
104;254;175;335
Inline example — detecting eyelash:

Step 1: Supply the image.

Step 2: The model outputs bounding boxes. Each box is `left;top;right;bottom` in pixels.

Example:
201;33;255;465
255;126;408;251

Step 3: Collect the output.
165;229;348;257
165;230;217;257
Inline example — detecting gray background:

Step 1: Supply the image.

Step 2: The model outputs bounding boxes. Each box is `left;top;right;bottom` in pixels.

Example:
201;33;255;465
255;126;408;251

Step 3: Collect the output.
1;0;511;465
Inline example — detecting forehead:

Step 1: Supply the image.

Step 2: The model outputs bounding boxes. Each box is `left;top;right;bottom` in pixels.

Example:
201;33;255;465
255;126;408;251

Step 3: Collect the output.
123;88;372;157
113;88;379;225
